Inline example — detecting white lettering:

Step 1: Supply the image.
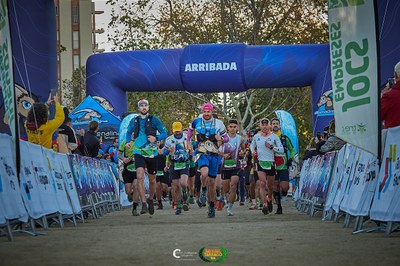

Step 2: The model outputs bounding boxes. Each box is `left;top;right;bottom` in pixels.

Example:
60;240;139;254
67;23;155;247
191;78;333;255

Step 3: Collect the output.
184;62;238;72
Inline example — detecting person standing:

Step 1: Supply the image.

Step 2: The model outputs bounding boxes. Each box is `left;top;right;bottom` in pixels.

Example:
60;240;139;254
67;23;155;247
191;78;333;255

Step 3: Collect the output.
187;103;228;218
125;99;167;215
82;121;101;158
250;118;284;215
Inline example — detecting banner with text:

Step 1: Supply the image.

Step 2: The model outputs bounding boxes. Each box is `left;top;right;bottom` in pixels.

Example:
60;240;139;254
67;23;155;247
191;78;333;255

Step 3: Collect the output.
0;0;17;158
328;0;379;156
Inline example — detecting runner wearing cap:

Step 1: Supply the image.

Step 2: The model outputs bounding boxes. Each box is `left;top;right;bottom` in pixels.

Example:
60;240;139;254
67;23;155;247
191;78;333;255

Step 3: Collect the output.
124;99;167;215
250;118;284;214
164;122;190;215
187;103;229;218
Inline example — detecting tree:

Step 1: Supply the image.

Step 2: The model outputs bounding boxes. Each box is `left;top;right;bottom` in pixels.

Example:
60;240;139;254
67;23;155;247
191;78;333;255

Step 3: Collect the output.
107;0;329;153
62;66;86;110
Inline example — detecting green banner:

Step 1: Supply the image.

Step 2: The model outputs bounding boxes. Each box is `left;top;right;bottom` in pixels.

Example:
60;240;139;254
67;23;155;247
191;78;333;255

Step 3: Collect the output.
0;0;17;155
328;0;379;156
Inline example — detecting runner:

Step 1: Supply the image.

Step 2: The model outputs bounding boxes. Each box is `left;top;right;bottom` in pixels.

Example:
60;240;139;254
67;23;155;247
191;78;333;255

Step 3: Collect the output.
271;117;296;214
118;133;139;216
156;141;169;210
125;99;167;215
250;118;284;214
164;122;190;215
187;103;228;218
183;128;196;205
220;119;245;216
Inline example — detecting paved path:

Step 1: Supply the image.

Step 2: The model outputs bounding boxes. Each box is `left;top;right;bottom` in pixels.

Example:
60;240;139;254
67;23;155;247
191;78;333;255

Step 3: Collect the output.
1;200;399;266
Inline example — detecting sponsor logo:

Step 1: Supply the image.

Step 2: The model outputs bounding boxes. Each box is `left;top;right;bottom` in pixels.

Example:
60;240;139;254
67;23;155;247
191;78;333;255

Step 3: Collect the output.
341;123;367;135
199;247;227;263
172;249;197;261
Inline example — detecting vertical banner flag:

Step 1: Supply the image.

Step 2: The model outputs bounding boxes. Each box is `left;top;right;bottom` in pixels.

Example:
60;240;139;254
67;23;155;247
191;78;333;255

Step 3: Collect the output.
328;0;379;156
0;0;17;156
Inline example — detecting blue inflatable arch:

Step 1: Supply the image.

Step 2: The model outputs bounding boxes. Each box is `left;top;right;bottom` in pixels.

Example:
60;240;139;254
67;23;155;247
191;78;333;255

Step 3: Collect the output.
86;43;333;132
2;0;400;137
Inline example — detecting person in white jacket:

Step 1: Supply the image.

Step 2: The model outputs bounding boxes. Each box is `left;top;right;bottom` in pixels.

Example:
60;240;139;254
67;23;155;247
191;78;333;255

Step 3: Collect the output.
250;118;284;215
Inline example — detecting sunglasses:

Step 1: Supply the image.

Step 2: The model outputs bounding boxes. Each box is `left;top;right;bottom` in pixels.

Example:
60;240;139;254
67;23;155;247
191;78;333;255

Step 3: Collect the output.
139;103;148;107
260;118;270;124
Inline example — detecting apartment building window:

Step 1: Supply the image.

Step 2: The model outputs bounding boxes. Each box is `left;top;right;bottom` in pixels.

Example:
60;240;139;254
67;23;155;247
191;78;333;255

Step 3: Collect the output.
72;6;79;25
73;31;79;49
73;55;80;70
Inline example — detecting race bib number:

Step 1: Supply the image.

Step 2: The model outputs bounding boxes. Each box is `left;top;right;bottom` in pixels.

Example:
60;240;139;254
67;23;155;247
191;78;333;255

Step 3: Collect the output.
174;161;187;170
259;160;273;170
156;170;164;176
224;159;237;168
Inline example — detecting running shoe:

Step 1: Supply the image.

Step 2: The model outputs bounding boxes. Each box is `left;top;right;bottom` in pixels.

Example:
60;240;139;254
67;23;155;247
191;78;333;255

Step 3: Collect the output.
182;202;189;211
175;207;182;215
140;204;148;214
267;198;273;213
239;201;245;206
147;198;155;215
189;196;195;204
196;198;203;208
132;208;140;216
262;204;269;215
127;192;133;202
227;205;233;216
200;189;207;204
157;202;164;210
275;206;282;215
208;206;215;218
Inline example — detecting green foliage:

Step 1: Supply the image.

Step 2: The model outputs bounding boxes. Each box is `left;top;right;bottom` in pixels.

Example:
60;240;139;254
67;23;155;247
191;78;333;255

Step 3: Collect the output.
62;66;86;110
106;0;328;153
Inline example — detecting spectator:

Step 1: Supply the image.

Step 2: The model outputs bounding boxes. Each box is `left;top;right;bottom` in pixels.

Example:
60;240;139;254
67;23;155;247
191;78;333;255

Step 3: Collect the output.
316;126;329;155
381;61;400;128
106;137;119;163
25;93;64;149
302;137;319;161
57;107;78;154
319;119;346;154
82;121;100;157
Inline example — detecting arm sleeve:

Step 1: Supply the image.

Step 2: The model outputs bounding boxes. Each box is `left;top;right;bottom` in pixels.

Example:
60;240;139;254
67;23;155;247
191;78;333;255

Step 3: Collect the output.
154;117;167;141
46;102;65;131
125;119;134;142
272;136;284;153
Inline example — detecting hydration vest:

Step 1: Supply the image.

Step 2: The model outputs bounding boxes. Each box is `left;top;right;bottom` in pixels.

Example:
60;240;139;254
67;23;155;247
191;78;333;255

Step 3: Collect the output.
133;115;157;139
196;118;217;144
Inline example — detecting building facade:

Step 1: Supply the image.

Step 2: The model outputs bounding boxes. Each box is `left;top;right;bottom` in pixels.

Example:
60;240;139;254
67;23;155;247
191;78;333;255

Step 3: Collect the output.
54;0;104;106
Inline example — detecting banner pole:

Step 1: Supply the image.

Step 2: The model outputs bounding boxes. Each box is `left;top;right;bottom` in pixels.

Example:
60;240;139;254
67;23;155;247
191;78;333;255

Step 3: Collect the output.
374;0;382;165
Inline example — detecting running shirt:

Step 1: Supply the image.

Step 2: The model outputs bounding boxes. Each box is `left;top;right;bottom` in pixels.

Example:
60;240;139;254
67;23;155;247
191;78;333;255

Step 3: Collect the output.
130;115;166;157
221;134;242;170
119;139;135;171
190;116;227;154
164;133;190;162
250;132;284;162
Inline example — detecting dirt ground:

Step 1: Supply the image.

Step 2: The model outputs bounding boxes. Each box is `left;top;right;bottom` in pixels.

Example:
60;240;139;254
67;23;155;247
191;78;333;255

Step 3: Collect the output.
1;200;399;266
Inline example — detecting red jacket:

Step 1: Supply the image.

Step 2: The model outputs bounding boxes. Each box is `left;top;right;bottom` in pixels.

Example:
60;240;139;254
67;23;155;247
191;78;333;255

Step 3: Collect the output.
381;81;400;128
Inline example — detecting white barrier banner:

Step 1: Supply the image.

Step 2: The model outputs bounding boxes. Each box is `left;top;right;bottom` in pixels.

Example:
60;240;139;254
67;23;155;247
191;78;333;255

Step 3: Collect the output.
27;143;59;215
0;134;28;221
370;126;400;221
332;145;356;213
340;148;378;216
56;152;81;214
43;149;73;215
325;145;346;211
19;141;48;219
